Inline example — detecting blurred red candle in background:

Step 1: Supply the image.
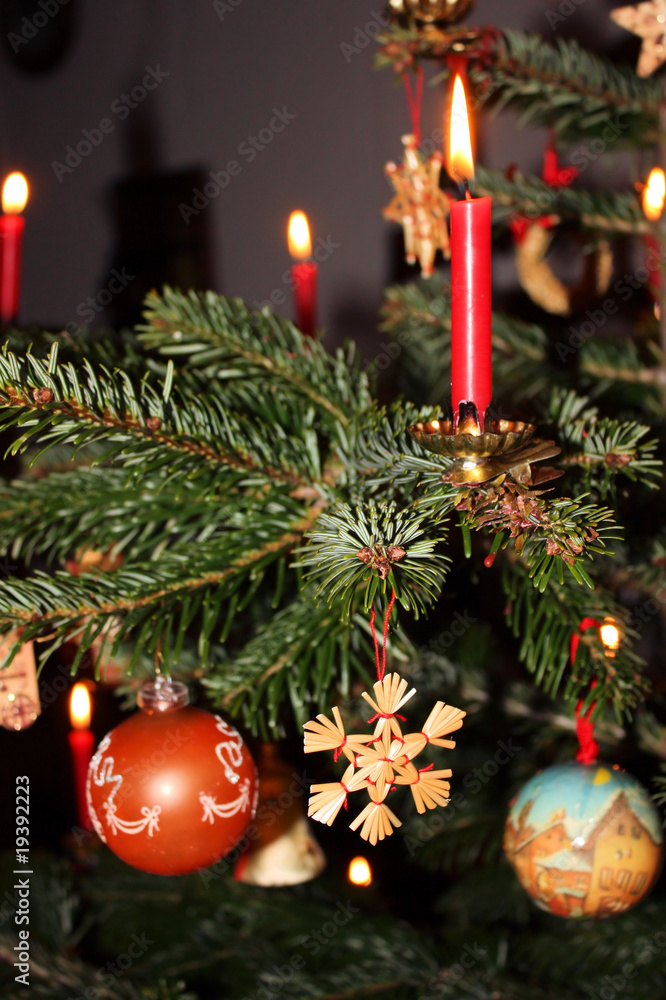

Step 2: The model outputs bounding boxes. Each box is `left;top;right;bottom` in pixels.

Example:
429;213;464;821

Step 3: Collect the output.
288;210;318;338
641;167;665;305
69;683;95;831
0;172;28;325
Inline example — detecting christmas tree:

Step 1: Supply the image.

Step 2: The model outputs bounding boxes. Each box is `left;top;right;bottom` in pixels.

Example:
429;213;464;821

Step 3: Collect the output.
1;2;666;998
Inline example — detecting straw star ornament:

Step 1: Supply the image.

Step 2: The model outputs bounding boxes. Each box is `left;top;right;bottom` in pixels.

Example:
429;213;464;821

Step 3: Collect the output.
383;134;452;277
611;1;666;76
304;671;465;844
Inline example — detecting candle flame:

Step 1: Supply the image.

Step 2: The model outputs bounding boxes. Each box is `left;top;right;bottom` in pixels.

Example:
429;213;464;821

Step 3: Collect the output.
2;173;28;214
642;167;665;221
348;856;372;886
448;75;474;183
70;683;91;729
600;620;620;652
288;210;312;259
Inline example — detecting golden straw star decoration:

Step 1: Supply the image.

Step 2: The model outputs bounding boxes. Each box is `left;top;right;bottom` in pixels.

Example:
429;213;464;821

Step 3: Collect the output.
611;1;666;76
383;134;452;277
303;672;465;845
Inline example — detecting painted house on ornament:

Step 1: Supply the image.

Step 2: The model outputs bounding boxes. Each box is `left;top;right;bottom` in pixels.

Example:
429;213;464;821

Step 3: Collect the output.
506;790;662;918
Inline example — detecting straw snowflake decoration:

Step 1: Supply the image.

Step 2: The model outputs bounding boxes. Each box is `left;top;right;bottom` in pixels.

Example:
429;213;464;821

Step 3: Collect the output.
383;134;452;278
304;673;465;845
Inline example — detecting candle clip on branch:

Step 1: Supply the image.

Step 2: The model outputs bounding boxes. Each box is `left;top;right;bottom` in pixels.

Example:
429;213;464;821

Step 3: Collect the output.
408;404;562;487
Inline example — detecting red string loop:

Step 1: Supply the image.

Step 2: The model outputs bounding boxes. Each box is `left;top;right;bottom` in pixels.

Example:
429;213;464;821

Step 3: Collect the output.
414;762;435;784
367;712;406;725
381;590;396;680
369;588;397;682
571;619;601;765
402;66;424;146
575;696;599;765
334;736;347;763
569;616;600;665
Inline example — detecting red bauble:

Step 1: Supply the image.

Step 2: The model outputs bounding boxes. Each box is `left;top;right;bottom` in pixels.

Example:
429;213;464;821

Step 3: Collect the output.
86;678;257;875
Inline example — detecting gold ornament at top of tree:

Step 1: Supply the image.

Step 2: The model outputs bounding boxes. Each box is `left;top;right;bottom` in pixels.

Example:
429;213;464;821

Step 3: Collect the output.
389;0;475;26
611;1;666;76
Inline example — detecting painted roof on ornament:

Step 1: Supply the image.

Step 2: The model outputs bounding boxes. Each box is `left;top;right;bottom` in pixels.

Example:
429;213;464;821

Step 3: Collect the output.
508;763;663;846
535;848;593;872
512;818;566;852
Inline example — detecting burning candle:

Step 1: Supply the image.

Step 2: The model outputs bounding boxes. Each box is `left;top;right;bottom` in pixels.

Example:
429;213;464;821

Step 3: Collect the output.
0;172;28;325
68;683;94;831
642;167;665;221
288;210;318;338
348;856;372;886
641;167;665;308
447;76;492;429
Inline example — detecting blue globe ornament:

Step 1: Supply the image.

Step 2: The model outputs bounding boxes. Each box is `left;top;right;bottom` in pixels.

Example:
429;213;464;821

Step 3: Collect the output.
504;761;663;919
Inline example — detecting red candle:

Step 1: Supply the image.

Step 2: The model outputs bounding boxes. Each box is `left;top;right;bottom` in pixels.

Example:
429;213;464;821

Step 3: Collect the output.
448;76;492;429
0;173;28;325
68;683;94;831
641;167;665;306
288;210;318;338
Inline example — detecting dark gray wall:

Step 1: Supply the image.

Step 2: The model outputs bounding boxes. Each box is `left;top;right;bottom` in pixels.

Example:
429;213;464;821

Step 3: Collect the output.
0;0;634;348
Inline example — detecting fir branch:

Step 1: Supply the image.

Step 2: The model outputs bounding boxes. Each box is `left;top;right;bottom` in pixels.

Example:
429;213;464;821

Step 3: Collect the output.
503;558;649;718
0;466;306;566
0;343;318;489
580;337;666;399
204;595;405;735
0;506;320;671
297;500;451;621
138;288;371;426
547;389;662;493
475;166;648;237
456;482;618;589
477;30;660;145
378;27;660;145
338;400;459;500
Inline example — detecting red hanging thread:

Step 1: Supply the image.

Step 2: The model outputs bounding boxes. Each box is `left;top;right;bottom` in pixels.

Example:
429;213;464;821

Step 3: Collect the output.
402;66;424;146
369;588;396;681
333;736;347;763
413;761;435;785
569;616;601;666
571;618;600;765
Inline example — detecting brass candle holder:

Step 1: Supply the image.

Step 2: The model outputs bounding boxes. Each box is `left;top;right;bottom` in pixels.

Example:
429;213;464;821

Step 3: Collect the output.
408;402;562;486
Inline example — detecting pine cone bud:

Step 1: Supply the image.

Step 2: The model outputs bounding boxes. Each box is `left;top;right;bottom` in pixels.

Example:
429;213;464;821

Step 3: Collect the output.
32;388;53;405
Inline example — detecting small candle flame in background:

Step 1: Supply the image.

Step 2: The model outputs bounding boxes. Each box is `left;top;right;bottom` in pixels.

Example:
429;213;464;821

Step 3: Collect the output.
642;167;665;221
348;856;372;886
2;173;28;215
288;210;312;259
70;682;91;729
447;75;474;184
600;619;621;656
